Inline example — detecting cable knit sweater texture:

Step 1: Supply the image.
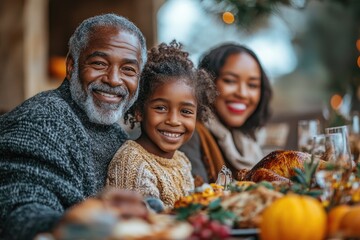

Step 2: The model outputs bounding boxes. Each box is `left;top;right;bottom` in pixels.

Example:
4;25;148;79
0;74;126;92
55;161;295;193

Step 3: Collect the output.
107;140;194;209
0;80;127;240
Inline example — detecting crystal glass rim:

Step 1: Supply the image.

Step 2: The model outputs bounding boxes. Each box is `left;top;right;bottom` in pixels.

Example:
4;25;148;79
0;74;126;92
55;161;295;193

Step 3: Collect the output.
298;119;320;125
313;133;342;139
325;125;350;132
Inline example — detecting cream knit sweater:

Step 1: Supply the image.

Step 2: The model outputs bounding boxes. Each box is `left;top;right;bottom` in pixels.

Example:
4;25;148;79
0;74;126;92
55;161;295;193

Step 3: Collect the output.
107;140;194;209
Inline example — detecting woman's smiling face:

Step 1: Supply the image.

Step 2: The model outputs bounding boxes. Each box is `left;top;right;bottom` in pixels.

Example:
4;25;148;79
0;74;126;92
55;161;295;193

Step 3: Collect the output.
214;52;261;128
136;79;197;159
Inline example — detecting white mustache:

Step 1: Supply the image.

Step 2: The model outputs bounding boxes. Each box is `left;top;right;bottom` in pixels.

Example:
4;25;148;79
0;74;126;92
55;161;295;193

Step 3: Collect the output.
89;82;128;97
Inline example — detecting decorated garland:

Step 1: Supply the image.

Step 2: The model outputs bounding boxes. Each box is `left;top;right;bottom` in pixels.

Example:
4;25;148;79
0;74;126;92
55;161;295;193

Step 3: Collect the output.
200;0;357;27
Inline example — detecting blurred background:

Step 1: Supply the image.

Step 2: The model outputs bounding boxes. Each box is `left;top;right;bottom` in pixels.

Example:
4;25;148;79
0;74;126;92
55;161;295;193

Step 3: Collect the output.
1;0;360;150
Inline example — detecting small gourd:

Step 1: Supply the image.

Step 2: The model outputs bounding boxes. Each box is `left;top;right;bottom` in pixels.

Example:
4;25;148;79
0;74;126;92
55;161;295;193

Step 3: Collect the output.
338;204;360;238
260;194;326;240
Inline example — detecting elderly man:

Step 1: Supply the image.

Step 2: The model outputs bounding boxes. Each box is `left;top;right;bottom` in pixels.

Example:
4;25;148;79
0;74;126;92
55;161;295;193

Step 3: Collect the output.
0;13;147;239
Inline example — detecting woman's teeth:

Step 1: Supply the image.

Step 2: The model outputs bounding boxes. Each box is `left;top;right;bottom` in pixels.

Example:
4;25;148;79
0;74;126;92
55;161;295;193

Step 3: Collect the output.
228;103;246;110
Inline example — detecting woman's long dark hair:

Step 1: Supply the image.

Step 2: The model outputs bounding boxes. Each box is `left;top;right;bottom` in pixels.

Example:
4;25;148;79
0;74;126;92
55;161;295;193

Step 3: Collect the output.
199;43;272;139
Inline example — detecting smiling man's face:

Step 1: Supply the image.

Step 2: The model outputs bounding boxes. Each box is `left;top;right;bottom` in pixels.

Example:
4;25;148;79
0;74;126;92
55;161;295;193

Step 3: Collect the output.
67;26;142;125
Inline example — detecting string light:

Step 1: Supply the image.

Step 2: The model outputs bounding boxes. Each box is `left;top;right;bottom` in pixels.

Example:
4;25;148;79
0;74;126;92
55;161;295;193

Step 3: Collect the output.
356;39;360;51
330;94;343;110
222;12;235;24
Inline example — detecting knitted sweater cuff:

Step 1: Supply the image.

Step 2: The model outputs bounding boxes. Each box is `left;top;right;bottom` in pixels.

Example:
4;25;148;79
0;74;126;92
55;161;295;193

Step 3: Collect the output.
1;203;61;240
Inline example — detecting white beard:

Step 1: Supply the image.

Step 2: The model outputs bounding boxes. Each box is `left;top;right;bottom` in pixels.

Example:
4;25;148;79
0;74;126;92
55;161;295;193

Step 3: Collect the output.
69;67;138;125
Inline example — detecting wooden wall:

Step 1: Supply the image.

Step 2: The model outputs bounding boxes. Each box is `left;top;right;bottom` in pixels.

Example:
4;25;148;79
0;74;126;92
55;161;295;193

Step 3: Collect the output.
49;0;163;57
0;0;26;112
0;0;164;113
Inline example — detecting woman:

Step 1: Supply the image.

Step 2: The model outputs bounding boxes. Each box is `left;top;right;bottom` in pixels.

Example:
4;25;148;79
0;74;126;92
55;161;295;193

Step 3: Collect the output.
180;43;272;183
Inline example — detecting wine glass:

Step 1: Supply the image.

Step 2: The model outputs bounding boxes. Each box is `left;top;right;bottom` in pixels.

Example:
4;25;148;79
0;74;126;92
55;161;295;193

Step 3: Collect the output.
348;111;360;163
324;125;353;179
313;133;344;206
297;119;321;153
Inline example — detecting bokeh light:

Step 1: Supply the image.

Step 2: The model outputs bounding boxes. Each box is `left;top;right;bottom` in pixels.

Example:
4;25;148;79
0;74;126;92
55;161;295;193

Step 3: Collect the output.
357;56;360;68
356;39;360;51
49;56;66;79
222;12;235;24
330;94;343;110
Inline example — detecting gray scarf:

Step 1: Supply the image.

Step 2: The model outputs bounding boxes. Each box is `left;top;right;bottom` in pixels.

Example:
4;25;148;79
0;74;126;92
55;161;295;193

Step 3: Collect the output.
205;116;264;170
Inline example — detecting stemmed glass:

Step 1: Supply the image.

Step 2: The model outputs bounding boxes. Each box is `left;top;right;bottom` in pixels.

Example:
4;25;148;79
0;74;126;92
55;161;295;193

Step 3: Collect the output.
348;111;360;163
313;133;344;206
298;119;321;153
324;125;353;180
313;125;354;207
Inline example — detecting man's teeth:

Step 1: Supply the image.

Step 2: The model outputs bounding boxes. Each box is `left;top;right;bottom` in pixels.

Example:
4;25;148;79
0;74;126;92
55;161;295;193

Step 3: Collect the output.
97;91;118;98
228;103;246;110
160;131;182;138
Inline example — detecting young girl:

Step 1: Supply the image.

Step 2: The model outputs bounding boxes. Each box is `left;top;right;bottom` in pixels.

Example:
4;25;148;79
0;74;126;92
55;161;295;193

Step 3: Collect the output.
106;41;217;209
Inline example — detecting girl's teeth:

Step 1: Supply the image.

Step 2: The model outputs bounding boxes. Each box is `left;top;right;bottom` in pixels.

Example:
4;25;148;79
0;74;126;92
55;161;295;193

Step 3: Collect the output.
161;131;181;138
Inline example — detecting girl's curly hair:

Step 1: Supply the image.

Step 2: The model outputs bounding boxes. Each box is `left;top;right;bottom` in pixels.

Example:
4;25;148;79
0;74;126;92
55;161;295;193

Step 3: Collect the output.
125;40;217;128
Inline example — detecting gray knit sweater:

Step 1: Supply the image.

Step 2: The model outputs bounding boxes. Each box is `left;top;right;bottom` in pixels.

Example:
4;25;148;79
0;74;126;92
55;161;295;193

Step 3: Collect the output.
0;80;128;240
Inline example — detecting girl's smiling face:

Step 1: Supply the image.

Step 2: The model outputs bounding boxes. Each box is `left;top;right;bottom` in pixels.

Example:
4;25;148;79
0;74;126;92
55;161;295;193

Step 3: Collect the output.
136;79;197;159
214;52;261;128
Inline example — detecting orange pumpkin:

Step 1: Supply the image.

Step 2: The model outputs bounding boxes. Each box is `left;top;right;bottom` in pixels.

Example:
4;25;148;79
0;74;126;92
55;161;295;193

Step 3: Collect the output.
338;204;360;238
260;194;327;240
327;204;351;237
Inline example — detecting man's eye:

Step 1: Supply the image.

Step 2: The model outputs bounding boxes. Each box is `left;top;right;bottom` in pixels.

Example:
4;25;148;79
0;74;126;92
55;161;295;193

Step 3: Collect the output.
121;66;138;76
91;62;107;69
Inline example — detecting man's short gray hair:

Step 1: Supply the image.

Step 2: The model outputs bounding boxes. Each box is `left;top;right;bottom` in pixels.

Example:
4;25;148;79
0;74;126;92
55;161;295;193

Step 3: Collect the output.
68;13;147;70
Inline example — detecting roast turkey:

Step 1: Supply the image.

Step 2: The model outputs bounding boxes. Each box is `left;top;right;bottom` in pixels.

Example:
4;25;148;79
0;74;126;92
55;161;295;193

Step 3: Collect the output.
243;150;319;182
